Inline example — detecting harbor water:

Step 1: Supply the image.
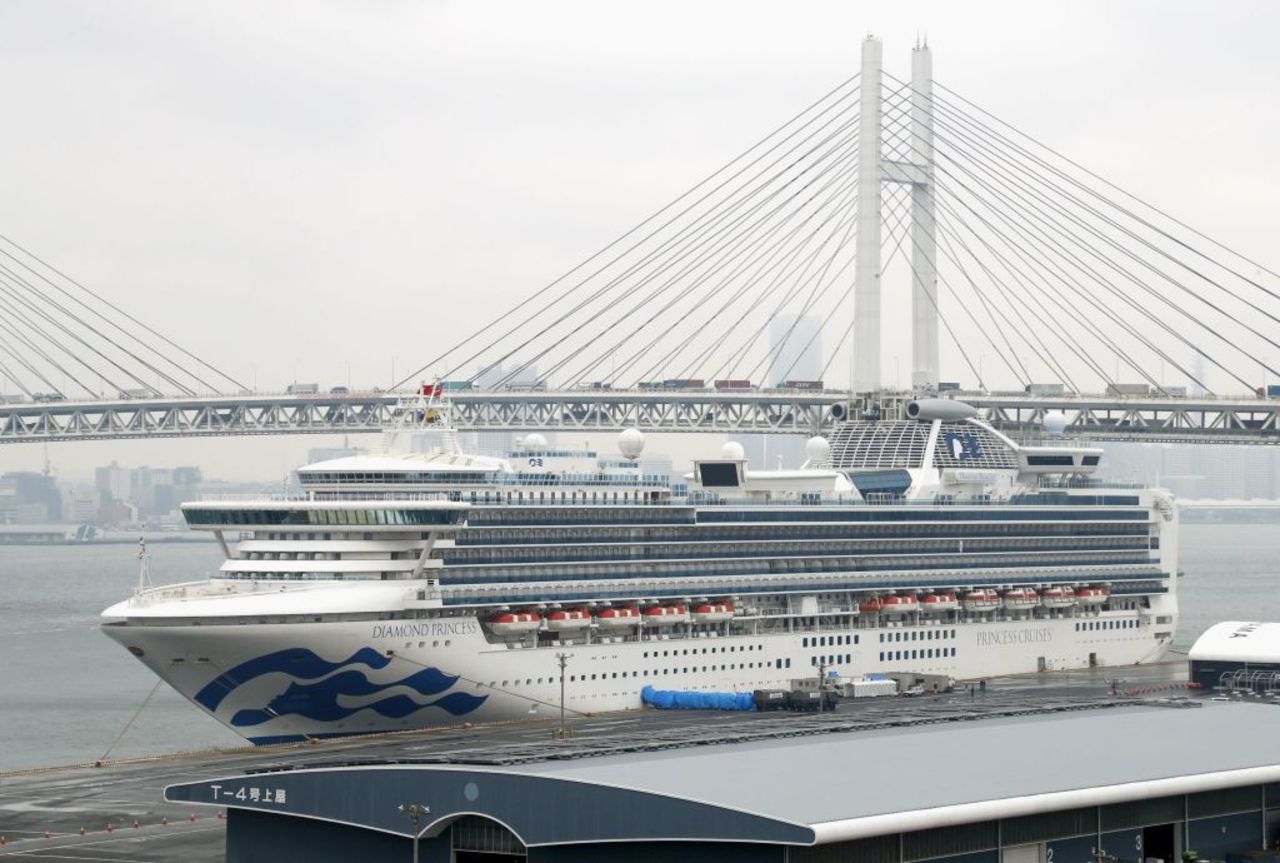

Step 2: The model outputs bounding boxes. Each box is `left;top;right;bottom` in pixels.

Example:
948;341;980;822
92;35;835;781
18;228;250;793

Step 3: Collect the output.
0;523;1275;772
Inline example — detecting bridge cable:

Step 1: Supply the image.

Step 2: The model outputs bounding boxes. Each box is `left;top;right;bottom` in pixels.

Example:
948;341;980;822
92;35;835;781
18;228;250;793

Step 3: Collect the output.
0;267;189;396
0;330;55;396
485;111;864;388
677;152;866;383
650;176;860;385
931;82;1280;306
450;86;862;387
0;234;246;392
598;149;863;385
496;116;864;387
748;183;902;387
925;92;1280;375
926;116;1257;390
930;195;1109;391
930;197;1091;391
395;75;862;389
561;124;862;386
873;189;996;391
0;287;107;396
932;170;1192;393
930;151;1205;395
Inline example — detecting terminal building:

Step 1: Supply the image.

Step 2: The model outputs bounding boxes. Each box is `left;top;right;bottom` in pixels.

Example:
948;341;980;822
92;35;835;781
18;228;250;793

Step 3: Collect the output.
168;699;1280;863
1189;621;1280;690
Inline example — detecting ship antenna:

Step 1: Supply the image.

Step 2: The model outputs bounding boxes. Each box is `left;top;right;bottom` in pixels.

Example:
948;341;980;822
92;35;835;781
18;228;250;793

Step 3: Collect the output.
136;537;153;594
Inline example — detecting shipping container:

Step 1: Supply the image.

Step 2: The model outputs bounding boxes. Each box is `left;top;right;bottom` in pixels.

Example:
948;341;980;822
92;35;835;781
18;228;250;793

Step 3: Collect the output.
441;380;474;392
1267;385;1280;398
780;379;824;391
713;379;753;390
662;378;705;389
1025;382;1065;396
286;383;319;395
1105;383;1152;396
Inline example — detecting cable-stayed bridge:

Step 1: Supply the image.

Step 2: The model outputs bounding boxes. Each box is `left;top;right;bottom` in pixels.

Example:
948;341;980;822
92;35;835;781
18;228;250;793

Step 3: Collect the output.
3;37;1280;447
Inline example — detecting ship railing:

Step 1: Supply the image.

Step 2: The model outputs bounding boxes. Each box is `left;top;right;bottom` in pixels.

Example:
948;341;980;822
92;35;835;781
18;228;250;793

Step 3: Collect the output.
1038;477;1147;490
684;491;1144;507
498;474;673;488
197;491;460;502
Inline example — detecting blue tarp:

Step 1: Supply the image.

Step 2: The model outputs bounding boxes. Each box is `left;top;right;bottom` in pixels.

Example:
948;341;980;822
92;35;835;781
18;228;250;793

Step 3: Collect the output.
641;685;754;711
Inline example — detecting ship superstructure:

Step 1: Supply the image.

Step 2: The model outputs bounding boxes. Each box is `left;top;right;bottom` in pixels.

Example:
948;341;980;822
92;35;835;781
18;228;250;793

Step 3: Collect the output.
102;398;1177;744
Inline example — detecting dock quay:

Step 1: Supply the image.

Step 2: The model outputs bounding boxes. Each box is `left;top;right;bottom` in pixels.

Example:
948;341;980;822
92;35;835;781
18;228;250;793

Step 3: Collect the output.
0;663;1197;862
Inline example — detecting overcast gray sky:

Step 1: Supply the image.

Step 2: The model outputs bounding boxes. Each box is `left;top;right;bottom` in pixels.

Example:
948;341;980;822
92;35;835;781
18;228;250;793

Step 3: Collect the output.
1;0;1278;480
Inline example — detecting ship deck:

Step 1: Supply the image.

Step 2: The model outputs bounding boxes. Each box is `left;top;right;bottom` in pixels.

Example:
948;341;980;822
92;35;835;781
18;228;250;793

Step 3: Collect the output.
0;662;1195;862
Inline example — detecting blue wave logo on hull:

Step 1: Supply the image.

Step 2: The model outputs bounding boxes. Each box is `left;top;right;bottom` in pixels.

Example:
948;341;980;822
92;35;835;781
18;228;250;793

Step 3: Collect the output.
195;647;392;711
192;647;487;729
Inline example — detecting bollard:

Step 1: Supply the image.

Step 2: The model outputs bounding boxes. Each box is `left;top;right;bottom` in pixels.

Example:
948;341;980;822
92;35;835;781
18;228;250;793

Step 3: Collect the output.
188;813;196;822
43;830;50;839
106;824;114;833
79;827;85;836
161;817;167;826
132;820;140;829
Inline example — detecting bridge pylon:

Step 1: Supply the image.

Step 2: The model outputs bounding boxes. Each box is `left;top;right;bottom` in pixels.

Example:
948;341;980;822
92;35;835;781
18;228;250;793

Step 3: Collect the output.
854;37;939;393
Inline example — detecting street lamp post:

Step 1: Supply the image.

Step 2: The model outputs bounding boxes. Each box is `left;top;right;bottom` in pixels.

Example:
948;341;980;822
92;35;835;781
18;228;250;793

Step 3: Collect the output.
398;803;430;863
555;652;571;739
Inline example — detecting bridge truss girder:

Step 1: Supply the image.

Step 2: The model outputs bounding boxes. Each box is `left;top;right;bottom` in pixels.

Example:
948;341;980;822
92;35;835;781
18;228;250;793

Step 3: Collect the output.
4;391;1280;445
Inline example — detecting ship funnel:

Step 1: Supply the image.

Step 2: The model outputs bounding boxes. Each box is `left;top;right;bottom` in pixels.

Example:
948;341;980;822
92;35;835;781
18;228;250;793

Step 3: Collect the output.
905;399;979;422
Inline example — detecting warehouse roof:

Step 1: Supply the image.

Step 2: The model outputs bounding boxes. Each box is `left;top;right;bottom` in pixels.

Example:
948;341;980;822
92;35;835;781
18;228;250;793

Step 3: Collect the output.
1189;621;1280;663
167;700;1280;848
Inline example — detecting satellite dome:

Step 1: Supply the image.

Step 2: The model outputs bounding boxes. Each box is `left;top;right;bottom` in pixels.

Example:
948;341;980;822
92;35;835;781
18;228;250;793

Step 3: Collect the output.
1043;411;1069;436
523;432;549;451
617;428;645;460
805;436;831;467
721;441;746;460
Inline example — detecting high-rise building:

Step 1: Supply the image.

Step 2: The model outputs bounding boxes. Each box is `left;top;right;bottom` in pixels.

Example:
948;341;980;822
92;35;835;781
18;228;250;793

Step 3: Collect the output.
743;314;822;469
0;472;62;522
767;313;822;386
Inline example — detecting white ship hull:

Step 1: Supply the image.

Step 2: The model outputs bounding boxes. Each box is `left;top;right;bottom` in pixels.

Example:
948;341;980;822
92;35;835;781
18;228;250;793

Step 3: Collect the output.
102;600;1176;744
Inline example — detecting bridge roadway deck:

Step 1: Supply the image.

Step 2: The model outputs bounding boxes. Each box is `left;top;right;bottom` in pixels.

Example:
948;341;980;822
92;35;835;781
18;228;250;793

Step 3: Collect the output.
0;662;1191;862
5;389;1280;445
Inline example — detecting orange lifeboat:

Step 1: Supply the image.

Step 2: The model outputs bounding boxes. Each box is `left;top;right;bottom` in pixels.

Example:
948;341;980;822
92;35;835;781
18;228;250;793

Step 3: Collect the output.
859;597;883;614
642;604;689;625
919;592;959;613
691;602;734;623
487;610;541;635
961;589;1000;613
545;609;591;632
596;607;640;628
1041;586;1076;608
879;594;919;615
1076;586;1110;607
1002;588;1039;611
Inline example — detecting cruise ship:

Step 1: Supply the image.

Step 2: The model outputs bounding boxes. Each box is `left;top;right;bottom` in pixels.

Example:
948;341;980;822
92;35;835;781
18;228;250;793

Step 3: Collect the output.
101;397;1178;744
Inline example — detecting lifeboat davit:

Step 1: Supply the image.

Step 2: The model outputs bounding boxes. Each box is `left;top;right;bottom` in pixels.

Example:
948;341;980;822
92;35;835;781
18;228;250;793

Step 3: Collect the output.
1003;588;1039;611
487;611;541;635
691;602;734;623
642;604;689;625
596;607;640;628
919;592;959;613
1041;586;1076;608
962;589;1000;613
1076;586;1110;606
544;609;591;632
